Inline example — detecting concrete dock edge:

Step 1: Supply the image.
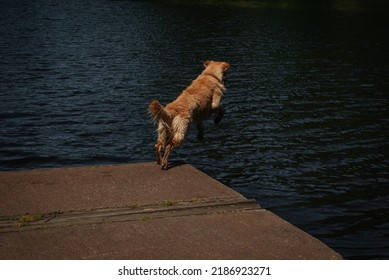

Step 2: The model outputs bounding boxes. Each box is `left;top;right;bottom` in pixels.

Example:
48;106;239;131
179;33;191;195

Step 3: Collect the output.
0;162;342;260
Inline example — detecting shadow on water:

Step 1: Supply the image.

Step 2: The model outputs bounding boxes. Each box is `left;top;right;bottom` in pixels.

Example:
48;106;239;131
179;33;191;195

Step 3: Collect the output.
1;0;388;259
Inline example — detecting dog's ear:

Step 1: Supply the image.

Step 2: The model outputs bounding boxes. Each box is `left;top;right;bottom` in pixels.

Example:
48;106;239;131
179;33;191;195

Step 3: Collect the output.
203;60;212;68
222;62;230;72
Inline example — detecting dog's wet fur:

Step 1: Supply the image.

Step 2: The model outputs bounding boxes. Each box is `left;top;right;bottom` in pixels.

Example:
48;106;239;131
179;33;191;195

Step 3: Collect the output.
149;60;230;169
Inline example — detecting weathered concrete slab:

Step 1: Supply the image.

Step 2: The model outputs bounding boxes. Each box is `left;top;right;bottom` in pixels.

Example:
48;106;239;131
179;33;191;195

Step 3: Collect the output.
0;210;340;260
0;162;342;260
0;162;240;216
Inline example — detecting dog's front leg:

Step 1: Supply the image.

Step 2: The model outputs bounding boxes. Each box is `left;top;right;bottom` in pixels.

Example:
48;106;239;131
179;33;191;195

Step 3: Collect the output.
214;104;225;124
212;90;224;124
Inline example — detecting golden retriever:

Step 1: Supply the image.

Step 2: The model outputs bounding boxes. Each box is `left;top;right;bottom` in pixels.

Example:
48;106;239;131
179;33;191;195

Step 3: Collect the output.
149;60;230;169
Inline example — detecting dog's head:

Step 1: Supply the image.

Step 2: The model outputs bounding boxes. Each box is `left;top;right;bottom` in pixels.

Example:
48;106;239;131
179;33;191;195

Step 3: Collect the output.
203;60;230;82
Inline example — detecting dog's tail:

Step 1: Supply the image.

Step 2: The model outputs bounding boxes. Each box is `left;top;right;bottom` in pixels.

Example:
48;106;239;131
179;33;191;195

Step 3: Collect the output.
149;100;171;124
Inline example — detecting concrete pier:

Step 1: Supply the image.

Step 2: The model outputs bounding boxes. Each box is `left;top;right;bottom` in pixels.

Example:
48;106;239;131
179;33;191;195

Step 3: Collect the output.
0;162;341;259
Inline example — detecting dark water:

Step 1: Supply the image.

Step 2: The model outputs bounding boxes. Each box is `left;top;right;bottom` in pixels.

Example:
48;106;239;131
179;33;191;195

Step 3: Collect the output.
1;0;388;259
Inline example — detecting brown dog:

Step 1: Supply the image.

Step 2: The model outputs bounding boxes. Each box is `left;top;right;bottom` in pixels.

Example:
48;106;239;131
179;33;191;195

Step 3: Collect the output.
149;60;230;169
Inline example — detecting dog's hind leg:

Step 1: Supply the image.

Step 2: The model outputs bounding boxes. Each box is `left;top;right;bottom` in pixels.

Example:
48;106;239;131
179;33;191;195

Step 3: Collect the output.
161;117;189;170
155;122;167;165
161;144;173;170
154;142;163;165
